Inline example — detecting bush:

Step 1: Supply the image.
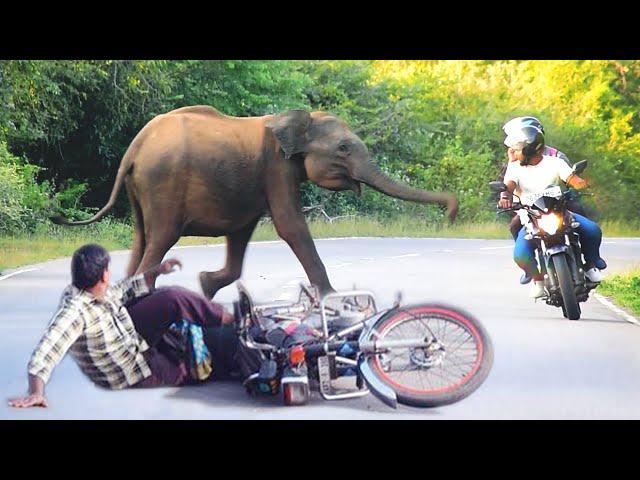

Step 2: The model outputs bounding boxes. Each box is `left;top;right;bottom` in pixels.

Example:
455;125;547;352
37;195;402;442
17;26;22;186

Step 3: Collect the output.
0;142;54;234
0;141;94;235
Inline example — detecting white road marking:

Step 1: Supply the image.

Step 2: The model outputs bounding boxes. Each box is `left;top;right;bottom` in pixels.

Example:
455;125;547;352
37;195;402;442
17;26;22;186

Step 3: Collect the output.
594;293;640;326
0;267;42;281
328;263;353;268
390;253;420;259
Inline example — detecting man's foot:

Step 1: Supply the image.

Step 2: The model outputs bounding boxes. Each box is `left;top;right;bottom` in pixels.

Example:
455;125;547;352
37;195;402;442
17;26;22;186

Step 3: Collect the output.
585;268;603;283
529;280;547;298
520;273;532;285
595;258;607;270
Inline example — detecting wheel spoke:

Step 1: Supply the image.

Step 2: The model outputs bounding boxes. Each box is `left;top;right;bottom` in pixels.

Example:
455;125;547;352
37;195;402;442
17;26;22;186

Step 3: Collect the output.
374;312;483;393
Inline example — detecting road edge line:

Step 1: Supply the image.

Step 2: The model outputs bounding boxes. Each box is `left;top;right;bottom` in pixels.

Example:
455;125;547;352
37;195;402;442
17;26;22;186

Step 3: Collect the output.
0;267;43;282
594;293;640;326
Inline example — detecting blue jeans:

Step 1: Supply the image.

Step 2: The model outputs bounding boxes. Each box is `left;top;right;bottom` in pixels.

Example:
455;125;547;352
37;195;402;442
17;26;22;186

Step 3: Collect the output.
514;213;603;278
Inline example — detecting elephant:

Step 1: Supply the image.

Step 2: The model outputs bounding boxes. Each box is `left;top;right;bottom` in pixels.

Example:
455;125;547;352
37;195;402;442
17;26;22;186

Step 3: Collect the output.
52;105;459;299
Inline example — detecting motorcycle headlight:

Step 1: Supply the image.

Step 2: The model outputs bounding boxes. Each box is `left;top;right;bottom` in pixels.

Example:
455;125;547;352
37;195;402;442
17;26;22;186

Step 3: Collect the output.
538;213;562;235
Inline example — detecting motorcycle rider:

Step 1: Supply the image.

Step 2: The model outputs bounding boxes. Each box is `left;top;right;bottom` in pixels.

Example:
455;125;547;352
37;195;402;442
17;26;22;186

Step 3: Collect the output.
498;125;607;298
499;116;588;284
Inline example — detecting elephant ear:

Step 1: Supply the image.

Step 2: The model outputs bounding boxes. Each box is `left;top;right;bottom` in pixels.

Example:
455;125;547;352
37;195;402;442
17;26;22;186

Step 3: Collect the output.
266;110;311;160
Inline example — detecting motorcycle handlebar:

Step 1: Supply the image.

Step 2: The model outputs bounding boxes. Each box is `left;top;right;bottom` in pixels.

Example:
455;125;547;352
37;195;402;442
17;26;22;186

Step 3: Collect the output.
497;203;522;214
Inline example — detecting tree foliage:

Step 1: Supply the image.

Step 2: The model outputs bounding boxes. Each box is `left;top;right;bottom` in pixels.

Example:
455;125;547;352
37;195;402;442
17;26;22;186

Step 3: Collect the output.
1;59;638;235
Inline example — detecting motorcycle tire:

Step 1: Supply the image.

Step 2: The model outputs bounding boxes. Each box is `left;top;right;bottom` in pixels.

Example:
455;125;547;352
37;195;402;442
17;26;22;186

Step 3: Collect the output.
552;254;581;320
365;303;493;408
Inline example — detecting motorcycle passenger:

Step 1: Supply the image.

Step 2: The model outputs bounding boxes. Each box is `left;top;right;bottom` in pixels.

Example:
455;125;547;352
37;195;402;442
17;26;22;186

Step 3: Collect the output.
498;125;607;299
499;117;588;263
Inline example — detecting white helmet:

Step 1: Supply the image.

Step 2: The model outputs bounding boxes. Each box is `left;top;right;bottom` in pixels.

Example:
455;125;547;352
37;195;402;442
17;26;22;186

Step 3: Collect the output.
504;125;545;165
502;116;545;136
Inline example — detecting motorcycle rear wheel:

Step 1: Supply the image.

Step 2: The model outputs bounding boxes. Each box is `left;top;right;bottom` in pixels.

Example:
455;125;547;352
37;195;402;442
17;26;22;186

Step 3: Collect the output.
365;303;493;408
552;254;581;320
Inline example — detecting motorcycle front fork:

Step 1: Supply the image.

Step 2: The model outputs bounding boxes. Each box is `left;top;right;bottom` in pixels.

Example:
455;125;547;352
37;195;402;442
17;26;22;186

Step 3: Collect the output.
537;238;588;303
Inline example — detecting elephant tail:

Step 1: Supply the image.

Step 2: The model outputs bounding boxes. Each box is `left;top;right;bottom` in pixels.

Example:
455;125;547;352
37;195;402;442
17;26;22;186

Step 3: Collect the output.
50;143;137;226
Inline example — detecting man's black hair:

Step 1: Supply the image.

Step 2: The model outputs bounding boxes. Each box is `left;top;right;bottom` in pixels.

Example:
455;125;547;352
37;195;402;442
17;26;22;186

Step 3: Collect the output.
71;244;111;289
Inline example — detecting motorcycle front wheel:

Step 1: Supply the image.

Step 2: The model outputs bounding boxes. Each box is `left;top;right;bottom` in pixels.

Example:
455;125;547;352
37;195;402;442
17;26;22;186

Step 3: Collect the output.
551;254;581;320
365;303;493;408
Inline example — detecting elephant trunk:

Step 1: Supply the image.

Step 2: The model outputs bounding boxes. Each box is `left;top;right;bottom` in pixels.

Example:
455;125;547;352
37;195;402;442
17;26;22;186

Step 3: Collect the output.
353;161;459;222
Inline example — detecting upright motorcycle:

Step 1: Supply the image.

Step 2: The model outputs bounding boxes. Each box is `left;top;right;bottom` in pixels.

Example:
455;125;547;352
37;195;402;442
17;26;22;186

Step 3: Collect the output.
490;160;598;320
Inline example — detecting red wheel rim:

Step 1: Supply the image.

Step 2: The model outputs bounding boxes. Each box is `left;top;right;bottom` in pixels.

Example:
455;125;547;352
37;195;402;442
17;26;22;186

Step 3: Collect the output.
372;306;484;395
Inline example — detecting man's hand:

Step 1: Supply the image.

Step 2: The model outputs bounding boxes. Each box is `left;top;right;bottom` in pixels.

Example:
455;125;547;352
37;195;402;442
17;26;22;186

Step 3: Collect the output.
157;258;182;275
498;193;513;209
567;173;588;190
9;394;48;408
498;198;512;209
143;258;183;290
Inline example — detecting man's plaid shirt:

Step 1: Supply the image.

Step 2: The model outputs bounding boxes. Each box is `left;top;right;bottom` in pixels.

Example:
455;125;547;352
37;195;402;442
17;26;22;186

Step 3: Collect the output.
28;274;153;389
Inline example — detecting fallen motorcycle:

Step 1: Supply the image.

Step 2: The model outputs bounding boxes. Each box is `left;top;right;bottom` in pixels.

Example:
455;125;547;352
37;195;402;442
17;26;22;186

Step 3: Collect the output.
233;282;493;408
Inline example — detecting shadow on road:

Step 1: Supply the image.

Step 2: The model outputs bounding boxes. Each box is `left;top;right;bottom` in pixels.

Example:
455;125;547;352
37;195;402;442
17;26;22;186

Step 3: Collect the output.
575;317;632;325
163;380;442;417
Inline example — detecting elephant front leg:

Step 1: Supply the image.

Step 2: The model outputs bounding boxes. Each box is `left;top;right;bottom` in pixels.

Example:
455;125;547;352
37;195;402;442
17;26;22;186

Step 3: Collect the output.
271;213;335;297
199;219;259;299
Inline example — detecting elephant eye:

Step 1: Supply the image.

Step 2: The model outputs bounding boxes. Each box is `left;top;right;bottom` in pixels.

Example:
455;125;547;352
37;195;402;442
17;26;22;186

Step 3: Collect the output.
338;143;350;153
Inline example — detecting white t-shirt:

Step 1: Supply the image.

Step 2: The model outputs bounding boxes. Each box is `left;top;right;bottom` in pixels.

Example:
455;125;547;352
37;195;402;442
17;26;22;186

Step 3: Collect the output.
504;155;574;205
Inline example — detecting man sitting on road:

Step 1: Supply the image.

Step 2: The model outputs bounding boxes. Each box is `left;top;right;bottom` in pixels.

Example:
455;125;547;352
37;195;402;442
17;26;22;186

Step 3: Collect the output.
9;244;238;409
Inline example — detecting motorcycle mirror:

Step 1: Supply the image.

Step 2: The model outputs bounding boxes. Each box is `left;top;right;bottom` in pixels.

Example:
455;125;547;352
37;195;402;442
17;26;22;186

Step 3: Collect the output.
489;181;508;192
573;160;588;175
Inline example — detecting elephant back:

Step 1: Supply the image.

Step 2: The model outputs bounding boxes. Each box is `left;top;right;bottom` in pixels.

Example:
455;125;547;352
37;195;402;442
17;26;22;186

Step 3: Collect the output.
166;105;229;119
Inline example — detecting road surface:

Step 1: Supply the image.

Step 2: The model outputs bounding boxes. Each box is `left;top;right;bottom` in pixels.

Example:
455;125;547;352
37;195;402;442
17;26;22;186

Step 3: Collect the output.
1;237;639;419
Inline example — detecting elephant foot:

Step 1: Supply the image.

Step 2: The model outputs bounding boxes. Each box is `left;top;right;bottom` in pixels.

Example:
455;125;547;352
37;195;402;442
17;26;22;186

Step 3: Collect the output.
199;271;236;299
199;272;220;299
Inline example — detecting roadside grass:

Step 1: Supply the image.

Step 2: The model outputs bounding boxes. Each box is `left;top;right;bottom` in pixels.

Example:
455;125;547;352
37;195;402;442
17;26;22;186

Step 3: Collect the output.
599;269;640;317
0;219;134;273
2;216;639;273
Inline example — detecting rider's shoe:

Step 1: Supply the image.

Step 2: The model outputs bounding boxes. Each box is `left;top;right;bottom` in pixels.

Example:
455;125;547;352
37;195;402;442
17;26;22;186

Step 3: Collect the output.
520;273;532;285
595;258;608;270
529;280;547;298
585;268;604;283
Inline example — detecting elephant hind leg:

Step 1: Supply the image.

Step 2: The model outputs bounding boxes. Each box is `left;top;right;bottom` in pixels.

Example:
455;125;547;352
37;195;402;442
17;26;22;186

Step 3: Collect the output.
135;223;182;289
200;218;259;299
126;191;145;277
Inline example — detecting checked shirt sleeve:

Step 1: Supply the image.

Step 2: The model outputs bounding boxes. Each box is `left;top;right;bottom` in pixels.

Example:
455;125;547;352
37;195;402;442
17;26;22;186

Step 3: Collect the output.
27;307;84;384
111;273;150;304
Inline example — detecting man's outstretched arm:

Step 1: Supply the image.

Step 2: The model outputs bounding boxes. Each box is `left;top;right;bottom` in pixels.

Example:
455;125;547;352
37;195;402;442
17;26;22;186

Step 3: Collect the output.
142;259;183;290
113;258;183;304
9;308;83;409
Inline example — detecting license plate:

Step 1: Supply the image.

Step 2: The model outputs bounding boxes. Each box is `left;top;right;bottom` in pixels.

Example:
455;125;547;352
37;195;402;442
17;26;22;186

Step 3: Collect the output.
318;355;331;394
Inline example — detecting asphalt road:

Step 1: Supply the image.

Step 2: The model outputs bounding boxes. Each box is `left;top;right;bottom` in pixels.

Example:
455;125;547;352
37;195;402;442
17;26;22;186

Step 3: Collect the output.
1;236;639;419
